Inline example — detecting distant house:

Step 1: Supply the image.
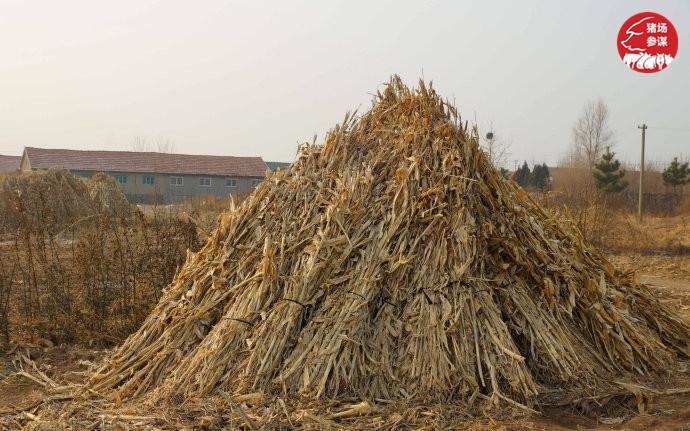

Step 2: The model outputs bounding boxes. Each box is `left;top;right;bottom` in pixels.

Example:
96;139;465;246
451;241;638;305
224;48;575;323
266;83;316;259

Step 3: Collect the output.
0;155;21;173
265;161;291;172
20;147;268;203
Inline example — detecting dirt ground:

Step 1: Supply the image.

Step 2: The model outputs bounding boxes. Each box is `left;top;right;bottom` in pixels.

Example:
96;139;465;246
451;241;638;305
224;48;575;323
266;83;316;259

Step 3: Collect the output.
1;257;690;430
610;254;690;282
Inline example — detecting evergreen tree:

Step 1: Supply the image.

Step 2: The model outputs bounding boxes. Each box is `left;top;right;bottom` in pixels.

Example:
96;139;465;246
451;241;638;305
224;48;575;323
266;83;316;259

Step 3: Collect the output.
499;167;510;178
542;163;551;190
662;157;690;190
592;147;628;192
512;161;531;187
531;163;551;191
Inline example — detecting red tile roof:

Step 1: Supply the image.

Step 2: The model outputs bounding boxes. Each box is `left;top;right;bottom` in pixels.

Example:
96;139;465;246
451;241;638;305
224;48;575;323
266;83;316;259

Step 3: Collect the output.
0;155;21;173
24;147;268;177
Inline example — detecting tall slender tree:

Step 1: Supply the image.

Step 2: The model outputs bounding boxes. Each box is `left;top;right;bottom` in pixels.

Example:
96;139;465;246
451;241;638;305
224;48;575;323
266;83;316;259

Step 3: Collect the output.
571;99;615;168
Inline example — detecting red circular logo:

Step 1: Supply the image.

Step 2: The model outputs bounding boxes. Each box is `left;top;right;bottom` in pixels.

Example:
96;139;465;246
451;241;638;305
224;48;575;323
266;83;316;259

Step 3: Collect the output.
617;12;678;73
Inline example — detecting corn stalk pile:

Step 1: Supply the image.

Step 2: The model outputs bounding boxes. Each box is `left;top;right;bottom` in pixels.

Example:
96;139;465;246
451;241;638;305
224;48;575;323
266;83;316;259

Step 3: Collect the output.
88;77;689;418
0;169;97;234
86;172;133;219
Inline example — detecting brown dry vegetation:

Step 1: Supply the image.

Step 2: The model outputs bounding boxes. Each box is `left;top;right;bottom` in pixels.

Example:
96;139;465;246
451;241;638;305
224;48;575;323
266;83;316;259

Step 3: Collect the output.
535;168;690;256
0;169;201;347
533;171;690;289
172;193;250;234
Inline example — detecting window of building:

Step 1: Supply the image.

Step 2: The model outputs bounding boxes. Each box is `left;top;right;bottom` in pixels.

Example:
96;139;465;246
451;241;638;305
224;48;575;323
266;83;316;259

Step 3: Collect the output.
225;178;237;188
115;175;127;184
251;179;261;187
142;175;155;185
170;176;183;186
199;177;212;187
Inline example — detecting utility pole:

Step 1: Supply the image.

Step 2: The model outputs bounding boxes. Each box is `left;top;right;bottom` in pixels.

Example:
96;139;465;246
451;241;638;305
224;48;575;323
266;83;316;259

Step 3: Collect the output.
637;123;647;222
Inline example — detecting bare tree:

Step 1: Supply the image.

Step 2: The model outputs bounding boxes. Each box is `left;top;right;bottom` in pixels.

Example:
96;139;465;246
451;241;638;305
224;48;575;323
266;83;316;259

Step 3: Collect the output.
131;135;149;152
154;136;175;154
131;135;175;154
558;144;586;168
481;123;511;168
571;99;615;168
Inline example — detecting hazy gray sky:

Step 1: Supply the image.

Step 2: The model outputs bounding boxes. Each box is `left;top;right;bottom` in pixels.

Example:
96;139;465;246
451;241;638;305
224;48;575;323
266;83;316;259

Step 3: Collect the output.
1;1;688;167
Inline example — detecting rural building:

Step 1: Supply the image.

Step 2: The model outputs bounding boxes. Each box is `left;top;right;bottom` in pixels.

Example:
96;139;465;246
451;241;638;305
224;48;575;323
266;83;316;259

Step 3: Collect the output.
0;155;21;173
20;147;269;203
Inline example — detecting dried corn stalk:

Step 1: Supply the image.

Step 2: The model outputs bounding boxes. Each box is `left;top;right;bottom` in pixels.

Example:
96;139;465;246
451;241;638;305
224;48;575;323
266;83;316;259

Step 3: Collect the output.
88;76;690;413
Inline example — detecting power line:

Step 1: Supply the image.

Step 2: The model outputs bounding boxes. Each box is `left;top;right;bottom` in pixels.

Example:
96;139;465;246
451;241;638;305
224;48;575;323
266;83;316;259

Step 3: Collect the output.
646;125;690;133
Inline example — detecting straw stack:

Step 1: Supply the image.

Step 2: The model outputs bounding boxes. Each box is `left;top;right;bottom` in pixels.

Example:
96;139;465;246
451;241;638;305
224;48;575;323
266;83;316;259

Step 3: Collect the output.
88;76;689;413
86;172;135;218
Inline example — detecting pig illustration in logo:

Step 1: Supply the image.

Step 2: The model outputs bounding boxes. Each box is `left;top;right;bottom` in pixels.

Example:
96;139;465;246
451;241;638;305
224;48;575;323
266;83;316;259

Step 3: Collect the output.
623;52;665;70
617;12;678;73
620;16;654;53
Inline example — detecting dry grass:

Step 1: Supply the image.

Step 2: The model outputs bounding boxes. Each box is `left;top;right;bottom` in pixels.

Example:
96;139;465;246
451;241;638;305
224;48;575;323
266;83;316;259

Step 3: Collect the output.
176;194;249;234
535;184;690;255
680;194;690;215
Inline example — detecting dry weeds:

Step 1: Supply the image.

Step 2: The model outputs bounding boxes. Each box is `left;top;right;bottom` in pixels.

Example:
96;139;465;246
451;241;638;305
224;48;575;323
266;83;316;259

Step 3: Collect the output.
0;169;201;346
